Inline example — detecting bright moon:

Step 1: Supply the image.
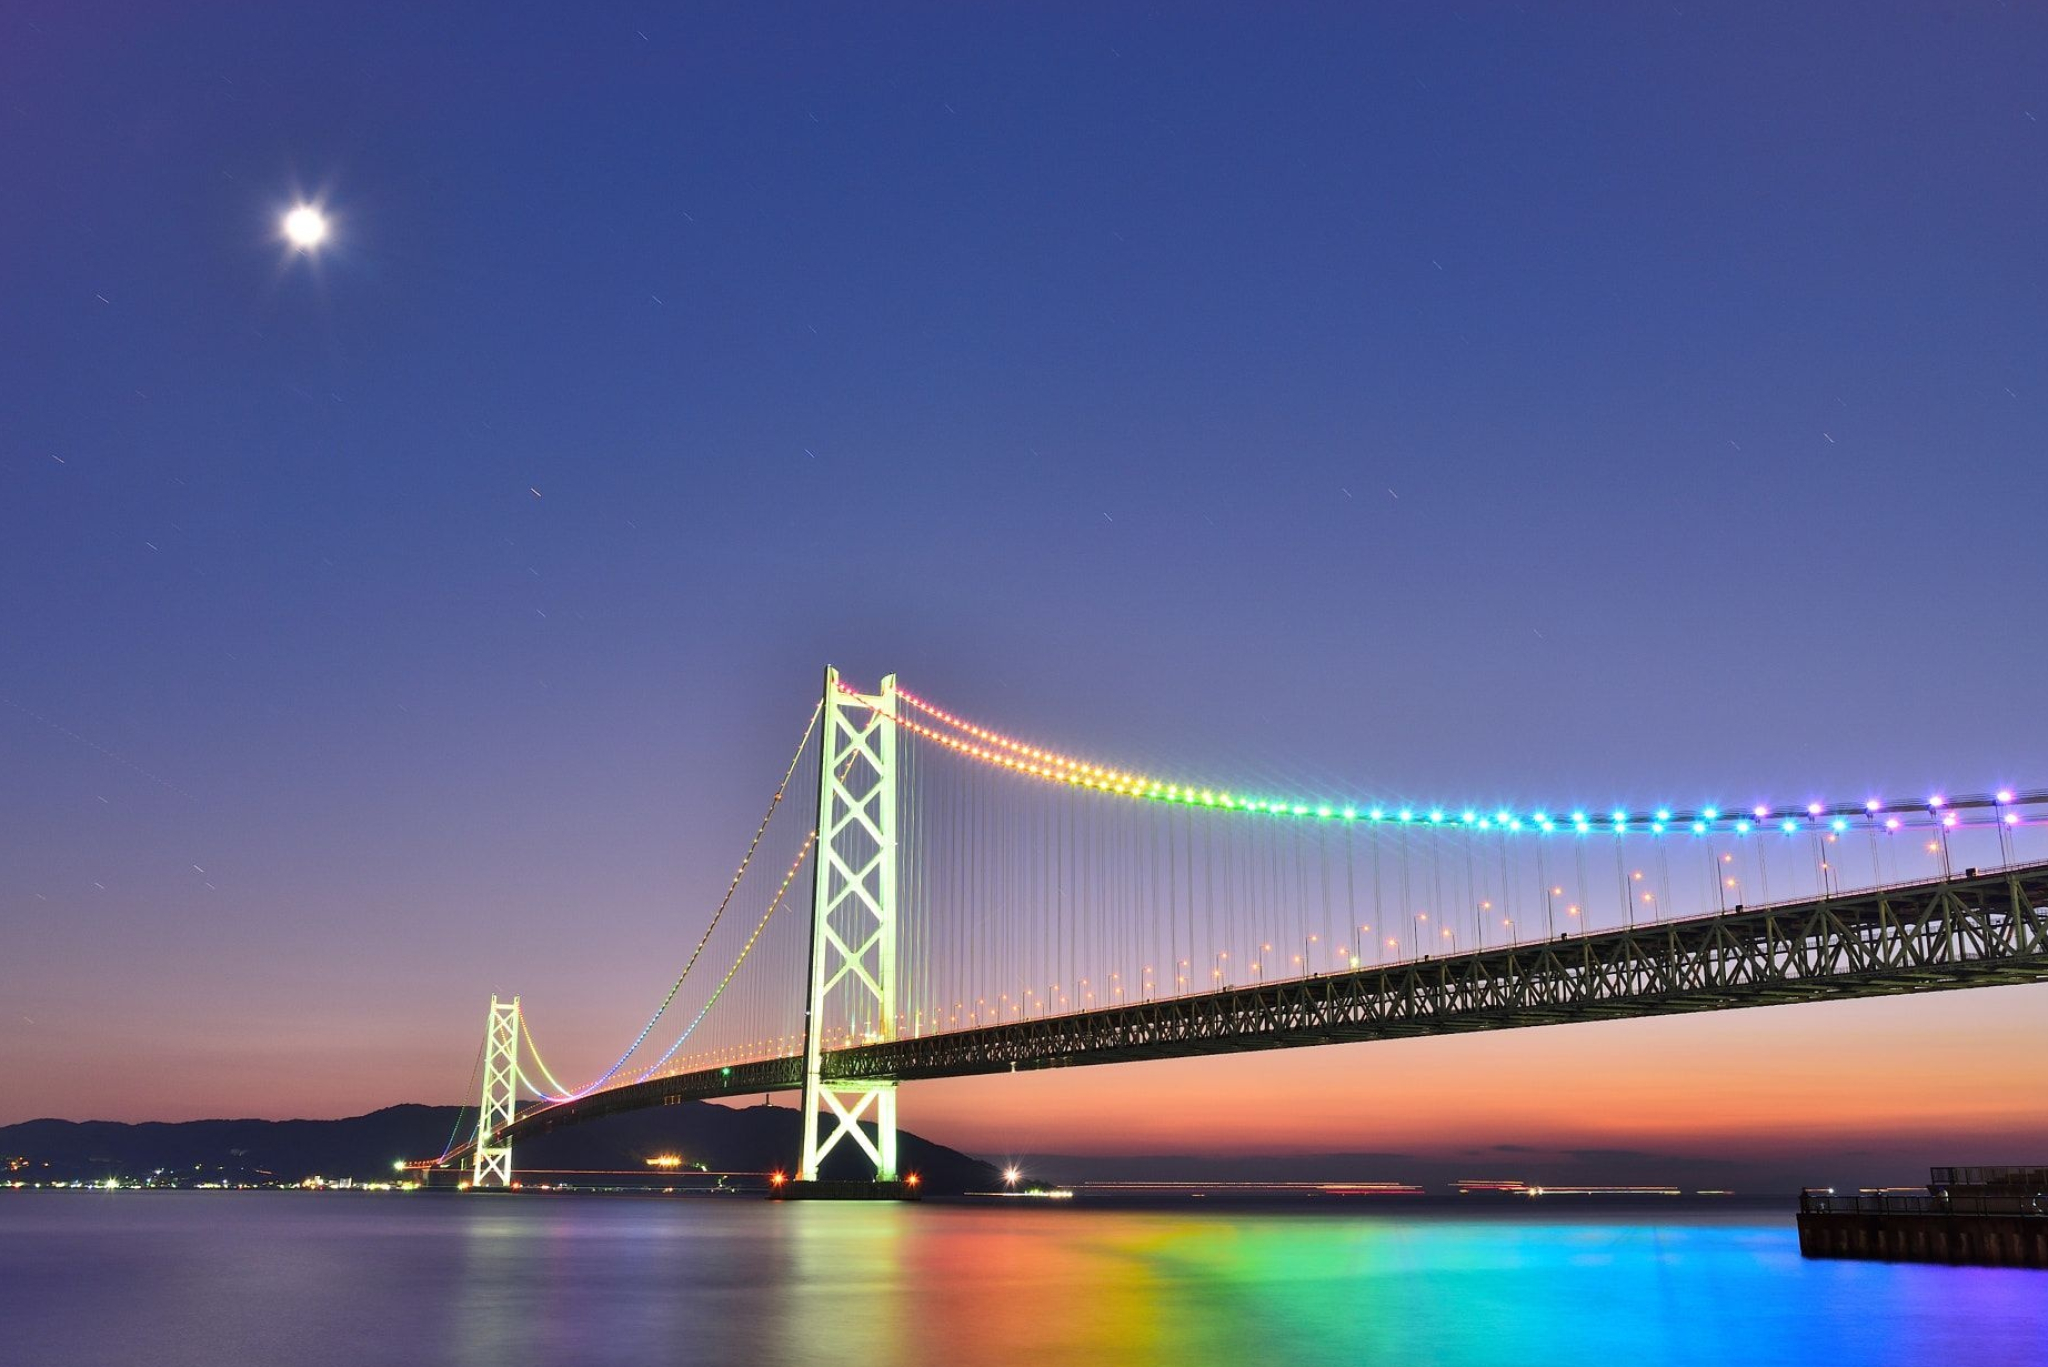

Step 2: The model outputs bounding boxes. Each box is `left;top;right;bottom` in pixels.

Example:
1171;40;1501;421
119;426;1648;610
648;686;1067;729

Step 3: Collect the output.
283;206;328;250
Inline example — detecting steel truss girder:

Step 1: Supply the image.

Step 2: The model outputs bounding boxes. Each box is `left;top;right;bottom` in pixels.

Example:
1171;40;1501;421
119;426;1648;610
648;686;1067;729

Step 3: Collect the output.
470;863;2048;1157
472;995;520;1188
827;864;2048;1082
798;668;900;1181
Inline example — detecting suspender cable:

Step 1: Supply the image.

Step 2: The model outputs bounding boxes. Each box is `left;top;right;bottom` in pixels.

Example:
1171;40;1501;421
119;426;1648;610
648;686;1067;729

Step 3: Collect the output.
519;700;821;1102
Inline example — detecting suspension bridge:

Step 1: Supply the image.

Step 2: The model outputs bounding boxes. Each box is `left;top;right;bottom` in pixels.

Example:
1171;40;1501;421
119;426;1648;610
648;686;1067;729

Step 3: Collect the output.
416;668;2048;1194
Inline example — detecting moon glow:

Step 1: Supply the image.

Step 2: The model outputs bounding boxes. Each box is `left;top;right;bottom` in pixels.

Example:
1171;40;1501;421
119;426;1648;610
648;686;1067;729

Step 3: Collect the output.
283;205;328;250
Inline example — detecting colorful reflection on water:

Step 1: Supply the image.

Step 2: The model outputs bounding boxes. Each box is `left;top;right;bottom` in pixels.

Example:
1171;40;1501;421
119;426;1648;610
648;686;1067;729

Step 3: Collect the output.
2;1194;2042;1366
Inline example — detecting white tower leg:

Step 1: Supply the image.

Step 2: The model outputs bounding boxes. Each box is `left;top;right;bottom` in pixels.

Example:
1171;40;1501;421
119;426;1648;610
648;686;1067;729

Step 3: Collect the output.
798;668;901;1182
472;995;519;1188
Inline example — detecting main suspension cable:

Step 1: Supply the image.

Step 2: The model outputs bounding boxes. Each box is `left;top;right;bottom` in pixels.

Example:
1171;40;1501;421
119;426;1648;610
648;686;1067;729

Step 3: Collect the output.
432;1032;489;1164
881;684;2043;834
631;830;817;1080
521;699;823;1101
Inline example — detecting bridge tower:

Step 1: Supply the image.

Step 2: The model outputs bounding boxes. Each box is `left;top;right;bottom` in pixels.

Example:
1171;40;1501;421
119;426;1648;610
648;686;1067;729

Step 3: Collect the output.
471;994;520;1189
796;667;903;1187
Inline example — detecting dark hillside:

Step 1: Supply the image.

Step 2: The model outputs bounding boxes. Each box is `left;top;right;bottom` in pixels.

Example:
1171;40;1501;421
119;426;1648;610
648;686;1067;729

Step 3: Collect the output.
1;1102;998;1193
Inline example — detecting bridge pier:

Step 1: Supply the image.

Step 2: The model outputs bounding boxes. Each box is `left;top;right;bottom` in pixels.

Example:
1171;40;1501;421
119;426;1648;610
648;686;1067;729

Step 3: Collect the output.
797;1079;897;1184
773;1177;921;1201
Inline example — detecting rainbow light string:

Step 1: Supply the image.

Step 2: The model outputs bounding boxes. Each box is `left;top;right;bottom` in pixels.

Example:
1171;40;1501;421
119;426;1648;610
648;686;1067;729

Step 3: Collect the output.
504;833;817;1137
517;699;822;1103
875;683;2043;835
629;830;817;1082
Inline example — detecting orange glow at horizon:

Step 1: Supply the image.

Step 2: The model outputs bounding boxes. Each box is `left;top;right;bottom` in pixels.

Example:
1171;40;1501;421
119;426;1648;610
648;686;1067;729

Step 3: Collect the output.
893;986;2048;1158
9;975;2045;1171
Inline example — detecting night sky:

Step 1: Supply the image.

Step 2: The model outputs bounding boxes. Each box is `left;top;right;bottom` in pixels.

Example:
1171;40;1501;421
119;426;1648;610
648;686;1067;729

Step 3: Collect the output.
4;4;2045;1184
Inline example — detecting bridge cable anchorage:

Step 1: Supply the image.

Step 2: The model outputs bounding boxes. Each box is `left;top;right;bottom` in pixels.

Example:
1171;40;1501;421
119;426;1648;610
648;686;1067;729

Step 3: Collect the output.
517;699;824;1103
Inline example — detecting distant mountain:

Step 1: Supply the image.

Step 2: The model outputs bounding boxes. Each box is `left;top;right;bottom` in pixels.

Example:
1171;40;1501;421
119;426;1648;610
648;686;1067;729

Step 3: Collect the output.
0;1101;1001;1194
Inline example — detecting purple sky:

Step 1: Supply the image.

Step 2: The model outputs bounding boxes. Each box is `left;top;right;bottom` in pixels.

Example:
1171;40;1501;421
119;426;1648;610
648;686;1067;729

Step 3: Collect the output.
3;4;2045;1178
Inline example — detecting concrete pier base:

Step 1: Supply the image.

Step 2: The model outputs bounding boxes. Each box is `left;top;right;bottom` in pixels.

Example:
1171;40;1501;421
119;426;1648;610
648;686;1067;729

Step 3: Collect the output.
1798;1212;2048;1269
770;1179;921;1201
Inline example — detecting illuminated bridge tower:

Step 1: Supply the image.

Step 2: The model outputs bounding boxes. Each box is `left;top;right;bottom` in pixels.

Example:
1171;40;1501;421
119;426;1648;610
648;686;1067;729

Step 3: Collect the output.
794;667;906;1192
471;995;520;1189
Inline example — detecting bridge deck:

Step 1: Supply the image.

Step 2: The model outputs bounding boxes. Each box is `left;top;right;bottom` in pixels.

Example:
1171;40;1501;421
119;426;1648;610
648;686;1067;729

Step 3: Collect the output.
473;863;2048;1155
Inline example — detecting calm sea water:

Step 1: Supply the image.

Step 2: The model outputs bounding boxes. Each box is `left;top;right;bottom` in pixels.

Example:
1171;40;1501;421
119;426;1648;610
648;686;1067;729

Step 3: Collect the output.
2;1193;2043;1366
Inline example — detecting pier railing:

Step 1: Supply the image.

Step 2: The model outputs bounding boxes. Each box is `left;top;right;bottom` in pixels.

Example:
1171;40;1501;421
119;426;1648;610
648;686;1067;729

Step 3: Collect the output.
1800;1188;2048;1218
1929;1166;2048;1192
